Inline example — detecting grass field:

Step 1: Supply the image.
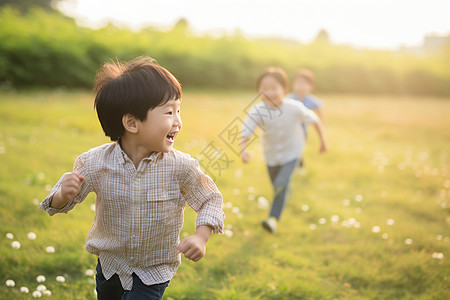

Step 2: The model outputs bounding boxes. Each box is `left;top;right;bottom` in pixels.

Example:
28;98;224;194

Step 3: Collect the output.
0;90;449;299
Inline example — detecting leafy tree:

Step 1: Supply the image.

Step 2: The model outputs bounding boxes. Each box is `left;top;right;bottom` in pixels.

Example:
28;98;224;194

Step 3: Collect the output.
0;0;61;12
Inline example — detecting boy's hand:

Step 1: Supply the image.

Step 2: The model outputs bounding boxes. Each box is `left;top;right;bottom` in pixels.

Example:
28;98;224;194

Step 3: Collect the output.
177;226;212;262
241;150;251;163
319;142;328;154
51;171;85;208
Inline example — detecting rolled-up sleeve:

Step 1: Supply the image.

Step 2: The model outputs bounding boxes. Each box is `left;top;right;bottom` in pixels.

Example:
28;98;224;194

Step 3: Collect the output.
39;152;92;216
181;158;225;234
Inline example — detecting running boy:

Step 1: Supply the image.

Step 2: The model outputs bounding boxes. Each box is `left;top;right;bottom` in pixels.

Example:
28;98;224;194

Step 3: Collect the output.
241;67;327;234
39;56;225;300
287;69;325;168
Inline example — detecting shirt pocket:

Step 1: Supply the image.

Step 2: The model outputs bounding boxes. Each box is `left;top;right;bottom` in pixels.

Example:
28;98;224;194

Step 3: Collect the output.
146;183;182;219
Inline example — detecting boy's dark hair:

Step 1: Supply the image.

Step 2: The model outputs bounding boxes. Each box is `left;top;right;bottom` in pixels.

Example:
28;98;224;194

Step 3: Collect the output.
94;56;182;141
256;67;289;93
293;68;315;86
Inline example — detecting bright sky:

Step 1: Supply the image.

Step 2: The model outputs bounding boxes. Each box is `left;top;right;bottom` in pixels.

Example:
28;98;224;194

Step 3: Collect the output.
58;0;450;50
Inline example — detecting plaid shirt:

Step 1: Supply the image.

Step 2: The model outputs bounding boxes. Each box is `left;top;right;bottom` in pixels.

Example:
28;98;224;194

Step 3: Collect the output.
39;142;224;290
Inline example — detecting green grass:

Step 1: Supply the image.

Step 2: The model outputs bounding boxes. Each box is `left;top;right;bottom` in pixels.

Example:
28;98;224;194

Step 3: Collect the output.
0;90;449;299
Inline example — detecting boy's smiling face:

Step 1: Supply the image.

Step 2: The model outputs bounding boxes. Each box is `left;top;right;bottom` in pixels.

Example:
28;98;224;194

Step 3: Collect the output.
137;98;182;153
259;75;285;108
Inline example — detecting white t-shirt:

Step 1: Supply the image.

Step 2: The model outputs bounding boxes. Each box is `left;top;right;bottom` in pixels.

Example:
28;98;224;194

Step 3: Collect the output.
242;97;318;166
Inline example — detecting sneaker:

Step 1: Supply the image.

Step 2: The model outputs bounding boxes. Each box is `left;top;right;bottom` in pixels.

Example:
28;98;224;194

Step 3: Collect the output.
262;217;277;233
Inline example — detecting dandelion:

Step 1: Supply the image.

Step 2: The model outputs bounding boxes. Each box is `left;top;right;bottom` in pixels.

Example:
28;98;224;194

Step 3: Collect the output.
43;290;52;296
85;269;95;277
32;198;40;205
224;229;233;238
248;194;255;201
5;279;15;287
243;230;251;237
45;246;55;253
36;275;46;283
20;286;30;293
11;241;21;249
234;169;243;178
309;224;317;230
432;252;444;259
231;207;240;214
32;291;42;298
318;218;327;225
331;215;340;223
36;285;47;292
223;202;232;209
382;233;389;239
444;180;450;188
37;172;46;180
404;238;413;245
343;199;350;206
257;196;269;209
341;220;351;228
386;219;395;226
372;226;381;233
232;188;240;195
248;186;255;193
45;184;52;192
301;204;310;212
56;276;65;283
28;232;37;240
353;222;361;229
355;194;363;202
348;218;356;225
5;232;14;239
436;234;443;241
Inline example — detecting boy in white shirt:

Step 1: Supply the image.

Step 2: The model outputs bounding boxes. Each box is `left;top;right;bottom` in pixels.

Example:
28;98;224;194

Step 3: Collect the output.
241;67;327;233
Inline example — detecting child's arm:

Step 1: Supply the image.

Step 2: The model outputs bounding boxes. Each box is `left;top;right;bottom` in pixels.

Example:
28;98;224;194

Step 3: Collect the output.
176;225;212;262
312;119;328;153
50;171;85;209
314;107;324;122
179;157;225;262
240;137;251;163
39;153;91;216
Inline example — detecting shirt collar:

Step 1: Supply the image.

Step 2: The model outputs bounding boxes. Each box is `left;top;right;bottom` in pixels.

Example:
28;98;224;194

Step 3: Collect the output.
113;142;163;165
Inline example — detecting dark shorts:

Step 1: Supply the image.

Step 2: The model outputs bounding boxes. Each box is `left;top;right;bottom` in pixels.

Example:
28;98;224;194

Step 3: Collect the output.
96;259;169;300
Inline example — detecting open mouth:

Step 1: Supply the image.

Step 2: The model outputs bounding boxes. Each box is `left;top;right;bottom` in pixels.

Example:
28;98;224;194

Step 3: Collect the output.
166;131;179;143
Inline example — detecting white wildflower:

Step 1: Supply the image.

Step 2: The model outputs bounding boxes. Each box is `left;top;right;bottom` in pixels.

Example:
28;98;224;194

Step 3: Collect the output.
5;279;15;287
372;226;381;233
5;233;14;239
36;275;46;283
56;276;65;283
32;291;42;298
85;269;95;276
20;286;30;293
28;232;37;240
432;252;444;259
45;246;55;253
404;238;413;245
11;241;21;249
36;285;46;292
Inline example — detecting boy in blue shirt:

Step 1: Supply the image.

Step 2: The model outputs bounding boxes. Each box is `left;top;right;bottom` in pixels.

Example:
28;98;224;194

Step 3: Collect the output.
287;69;325;168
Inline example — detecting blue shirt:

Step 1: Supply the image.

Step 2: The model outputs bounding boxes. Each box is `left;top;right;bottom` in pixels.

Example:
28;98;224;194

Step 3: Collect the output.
286;93;323;135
